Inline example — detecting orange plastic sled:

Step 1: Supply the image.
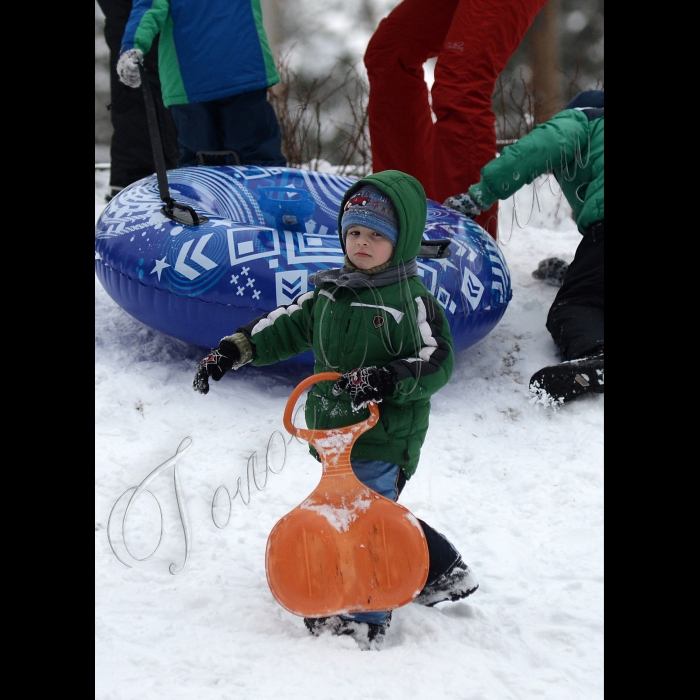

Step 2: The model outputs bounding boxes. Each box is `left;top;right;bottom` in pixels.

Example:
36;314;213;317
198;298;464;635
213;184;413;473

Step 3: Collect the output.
265;372;429;618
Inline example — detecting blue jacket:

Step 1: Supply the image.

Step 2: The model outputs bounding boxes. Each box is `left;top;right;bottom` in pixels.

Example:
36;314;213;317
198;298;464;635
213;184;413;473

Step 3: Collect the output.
120;0;280;107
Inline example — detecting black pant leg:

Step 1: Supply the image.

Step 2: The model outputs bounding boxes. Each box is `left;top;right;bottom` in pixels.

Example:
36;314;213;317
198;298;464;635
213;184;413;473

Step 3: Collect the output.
418;519;462;585
546;224;605;361
396;471;461;584
99;0;178;188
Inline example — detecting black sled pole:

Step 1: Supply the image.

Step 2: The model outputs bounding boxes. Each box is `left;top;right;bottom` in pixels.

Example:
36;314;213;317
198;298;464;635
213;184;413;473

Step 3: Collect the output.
138;64;207;226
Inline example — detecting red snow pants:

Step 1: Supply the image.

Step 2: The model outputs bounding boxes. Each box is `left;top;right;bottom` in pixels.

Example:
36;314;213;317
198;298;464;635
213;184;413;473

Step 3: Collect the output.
365;0;548;239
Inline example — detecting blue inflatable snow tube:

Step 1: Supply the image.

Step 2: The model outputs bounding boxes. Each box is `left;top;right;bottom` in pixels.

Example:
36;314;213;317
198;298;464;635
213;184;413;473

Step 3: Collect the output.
95;166;511;363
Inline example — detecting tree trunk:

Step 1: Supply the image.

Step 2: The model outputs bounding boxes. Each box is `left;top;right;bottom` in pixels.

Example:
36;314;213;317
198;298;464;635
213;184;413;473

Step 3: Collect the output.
528;0;563;123
260;0;283;58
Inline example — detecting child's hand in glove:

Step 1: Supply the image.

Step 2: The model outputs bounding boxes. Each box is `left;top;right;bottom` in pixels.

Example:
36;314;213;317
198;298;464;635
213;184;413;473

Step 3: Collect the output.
192;339;241;395
443;192;481;220
332;366;396;410
117;48;144;87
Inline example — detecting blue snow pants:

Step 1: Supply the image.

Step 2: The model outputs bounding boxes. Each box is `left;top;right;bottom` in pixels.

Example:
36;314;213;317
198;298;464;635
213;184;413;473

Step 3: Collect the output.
342;459;462;627
169;88;287;168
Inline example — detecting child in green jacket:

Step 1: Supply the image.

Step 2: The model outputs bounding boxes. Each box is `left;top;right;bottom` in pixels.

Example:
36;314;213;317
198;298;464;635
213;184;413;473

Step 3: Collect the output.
193;170;478;647
445;90;604;408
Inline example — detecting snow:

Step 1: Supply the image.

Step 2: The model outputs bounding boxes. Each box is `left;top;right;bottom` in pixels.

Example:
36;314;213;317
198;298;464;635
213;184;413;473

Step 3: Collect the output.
95;168;603;699
278;0;398;75
300;494;373;533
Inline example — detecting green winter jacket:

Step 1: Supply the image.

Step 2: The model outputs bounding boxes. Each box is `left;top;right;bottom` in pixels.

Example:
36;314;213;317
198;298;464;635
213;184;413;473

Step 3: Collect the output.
469;108;604;234
238;171;454;478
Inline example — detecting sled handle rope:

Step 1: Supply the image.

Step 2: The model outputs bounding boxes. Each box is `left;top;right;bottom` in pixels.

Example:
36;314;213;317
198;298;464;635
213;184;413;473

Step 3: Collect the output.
282;372;379;475
138;63;208;227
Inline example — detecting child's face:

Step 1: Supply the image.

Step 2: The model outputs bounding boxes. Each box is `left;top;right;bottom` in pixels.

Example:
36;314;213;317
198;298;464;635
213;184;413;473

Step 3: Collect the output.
345;225;395;270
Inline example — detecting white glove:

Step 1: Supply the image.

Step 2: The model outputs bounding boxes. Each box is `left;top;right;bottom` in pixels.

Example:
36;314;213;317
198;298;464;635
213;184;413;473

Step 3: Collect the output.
117;48;144;88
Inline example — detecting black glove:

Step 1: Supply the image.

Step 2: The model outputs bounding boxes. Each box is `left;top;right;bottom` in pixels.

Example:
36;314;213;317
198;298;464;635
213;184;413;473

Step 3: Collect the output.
332;366;396;410
192;339;241;395
443;192;481;220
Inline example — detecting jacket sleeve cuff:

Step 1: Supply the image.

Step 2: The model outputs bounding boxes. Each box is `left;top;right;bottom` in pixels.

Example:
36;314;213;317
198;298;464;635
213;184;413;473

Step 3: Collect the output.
469;182;497;210
221;332;253;369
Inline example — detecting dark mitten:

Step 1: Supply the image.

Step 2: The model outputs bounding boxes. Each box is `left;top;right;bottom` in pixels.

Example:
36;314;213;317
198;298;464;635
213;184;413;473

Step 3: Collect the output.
532;257;569;287
192;339;241;395
443;193;481;220
332;366;396;409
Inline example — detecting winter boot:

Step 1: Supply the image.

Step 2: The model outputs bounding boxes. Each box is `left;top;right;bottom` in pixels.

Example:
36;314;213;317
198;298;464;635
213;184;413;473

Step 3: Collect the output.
529;350;604;408
104;186;124;203
304;613;391;649
412;556;479;607
532;257;569;287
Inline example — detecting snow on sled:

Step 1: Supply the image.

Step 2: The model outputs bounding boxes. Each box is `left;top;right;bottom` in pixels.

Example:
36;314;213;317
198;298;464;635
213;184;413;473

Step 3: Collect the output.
94;165;511;363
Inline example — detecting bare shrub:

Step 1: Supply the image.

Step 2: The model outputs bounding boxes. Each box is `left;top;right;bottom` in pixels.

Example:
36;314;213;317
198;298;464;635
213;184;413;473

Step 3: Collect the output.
269;53;603;172
493;64;604;146
494;70;539;145
270;52;372;178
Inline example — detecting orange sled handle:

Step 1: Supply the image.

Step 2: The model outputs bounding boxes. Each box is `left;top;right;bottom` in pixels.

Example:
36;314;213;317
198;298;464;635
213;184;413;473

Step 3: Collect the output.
282;372;379;449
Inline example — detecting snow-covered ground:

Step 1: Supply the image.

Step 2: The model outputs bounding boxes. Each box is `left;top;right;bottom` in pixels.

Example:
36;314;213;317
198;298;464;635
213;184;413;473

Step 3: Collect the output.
95;168;603;700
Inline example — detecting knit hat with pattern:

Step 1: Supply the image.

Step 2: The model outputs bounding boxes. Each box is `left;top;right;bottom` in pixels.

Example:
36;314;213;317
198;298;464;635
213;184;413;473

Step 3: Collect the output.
341;184;398;246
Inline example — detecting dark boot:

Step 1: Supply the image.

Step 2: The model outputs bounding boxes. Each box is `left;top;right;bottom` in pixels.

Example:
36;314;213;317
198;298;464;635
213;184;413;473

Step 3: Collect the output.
304;613;391;649
529;350;604;408
413;556;479;607
104;186;123;203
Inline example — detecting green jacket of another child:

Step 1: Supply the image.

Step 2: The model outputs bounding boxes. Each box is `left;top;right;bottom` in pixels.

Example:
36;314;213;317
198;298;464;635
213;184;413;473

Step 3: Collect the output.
469;107;604;235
